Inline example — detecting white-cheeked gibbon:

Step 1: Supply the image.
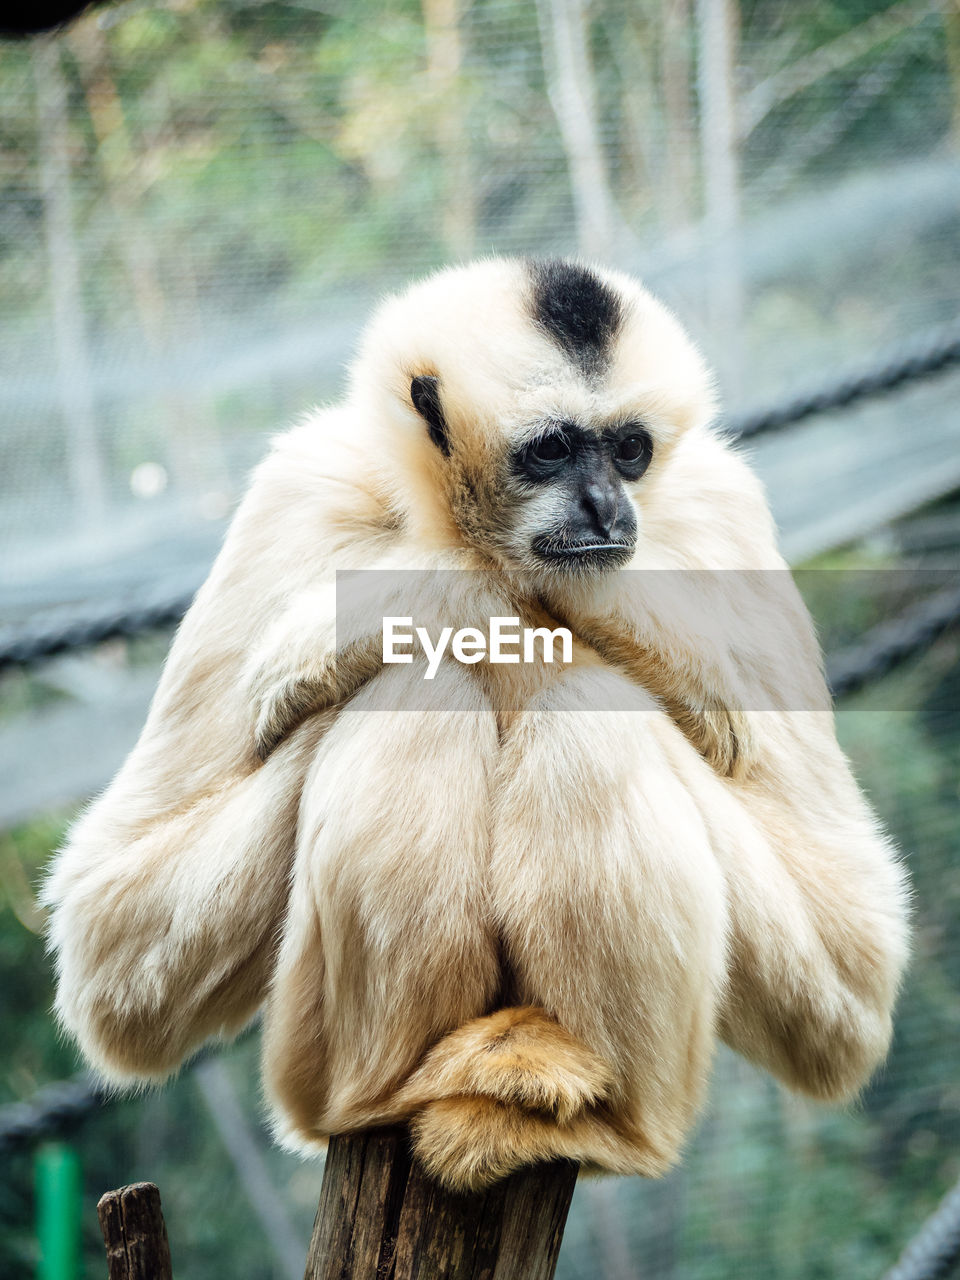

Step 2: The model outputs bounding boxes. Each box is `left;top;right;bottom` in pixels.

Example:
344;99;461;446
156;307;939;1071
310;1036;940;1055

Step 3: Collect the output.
45;258;910;1191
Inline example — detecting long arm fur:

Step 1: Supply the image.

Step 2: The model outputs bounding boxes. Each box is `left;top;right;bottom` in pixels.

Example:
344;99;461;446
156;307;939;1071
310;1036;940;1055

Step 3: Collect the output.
43;414;387;1079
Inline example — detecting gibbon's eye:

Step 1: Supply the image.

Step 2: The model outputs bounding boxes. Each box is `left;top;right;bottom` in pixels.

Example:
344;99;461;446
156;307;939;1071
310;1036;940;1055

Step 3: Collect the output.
613;430;653;476
617;435;645;462
529;434;571;464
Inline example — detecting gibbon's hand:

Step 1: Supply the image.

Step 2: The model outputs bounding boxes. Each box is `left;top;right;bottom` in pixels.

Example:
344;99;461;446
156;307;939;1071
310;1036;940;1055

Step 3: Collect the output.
245;555;496;758
640;654;756;783
246;585;384;760
542;602;759;781
666;686;755;780
252;640;383;760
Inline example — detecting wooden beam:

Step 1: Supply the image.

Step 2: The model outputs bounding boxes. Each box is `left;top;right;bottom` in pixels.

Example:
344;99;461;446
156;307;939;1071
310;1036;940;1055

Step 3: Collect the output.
304;1128;579;1280
97;1182;173;1280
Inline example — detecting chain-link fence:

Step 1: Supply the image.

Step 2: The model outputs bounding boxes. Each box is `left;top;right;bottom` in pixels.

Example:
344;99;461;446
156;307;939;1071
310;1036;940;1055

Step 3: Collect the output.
2;1;959;1277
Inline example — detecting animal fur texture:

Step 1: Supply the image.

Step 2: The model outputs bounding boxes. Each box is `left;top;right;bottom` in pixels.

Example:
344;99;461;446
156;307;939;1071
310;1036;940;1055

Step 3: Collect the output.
44;258;910;1190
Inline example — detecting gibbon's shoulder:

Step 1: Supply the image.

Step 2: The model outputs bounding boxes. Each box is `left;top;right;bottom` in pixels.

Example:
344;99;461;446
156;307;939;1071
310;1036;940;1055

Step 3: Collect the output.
256;406;370;495
641;424;785;571
242;406;391;535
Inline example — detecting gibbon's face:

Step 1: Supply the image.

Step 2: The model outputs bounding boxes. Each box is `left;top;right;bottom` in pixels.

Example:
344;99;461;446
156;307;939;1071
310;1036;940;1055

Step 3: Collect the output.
495;405;650;575
410;362;651;575
354;258;716;576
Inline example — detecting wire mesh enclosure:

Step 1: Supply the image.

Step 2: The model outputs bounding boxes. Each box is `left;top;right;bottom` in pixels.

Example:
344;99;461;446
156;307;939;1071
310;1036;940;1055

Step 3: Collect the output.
1;2;959;1278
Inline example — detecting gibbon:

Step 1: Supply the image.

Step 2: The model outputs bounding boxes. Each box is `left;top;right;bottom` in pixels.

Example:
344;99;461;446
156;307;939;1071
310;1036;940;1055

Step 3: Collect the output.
44;258;910;1191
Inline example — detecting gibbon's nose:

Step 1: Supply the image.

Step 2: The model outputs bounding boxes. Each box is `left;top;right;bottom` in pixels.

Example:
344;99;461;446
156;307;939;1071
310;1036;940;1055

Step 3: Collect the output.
580;478;620;539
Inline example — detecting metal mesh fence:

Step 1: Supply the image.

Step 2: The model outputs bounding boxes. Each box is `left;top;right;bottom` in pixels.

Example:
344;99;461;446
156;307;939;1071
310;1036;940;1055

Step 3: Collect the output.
1;2;959;1277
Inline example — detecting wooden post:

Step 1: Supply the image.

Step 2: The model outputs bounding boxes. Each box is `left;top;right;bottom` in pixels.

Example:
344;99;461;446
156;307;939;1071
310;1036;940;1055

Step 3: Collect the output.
305;1128;578;1280
97;1182;173;1280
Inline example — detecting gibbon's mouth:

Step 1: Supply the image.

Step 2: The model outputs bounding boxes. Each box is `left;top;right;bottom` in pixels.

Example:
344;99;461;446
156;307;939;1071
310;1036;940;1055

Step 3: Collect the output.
531;536;634;569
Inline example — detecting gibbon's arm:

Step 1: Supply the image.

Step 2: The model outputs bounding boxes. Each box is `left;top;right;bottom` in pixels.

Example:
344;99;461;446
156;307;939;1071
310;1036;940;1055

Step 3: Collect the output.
43;412;394;1082
663;720;910;1100
559;427;909;1098
249;574;390;759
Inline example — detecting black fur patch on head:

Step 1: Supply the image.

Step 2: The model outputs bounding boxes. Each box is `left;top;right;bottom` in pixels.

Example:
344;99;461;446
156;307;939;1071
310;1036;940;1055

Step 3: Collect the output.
527;259;624;376
410;375;450;455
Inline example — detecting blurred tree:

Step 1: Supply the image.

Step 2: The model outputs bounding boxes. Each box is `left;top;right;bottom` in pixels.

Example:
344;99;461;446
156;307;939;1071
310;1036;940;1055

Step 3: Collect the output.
535;0;631;257
422;0;475;256
696;0;743;391
661;0;697;229
68;13;228;505
945;0;960;142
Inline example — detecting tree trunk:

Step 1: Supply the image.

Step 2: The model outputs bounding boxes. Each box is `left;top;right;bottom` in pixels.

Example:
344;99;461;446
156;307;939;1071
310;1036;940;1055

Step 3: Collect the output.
194;1059;306;1280
661;0;696;230
421;0;475;257
304;1128;578;1280
696;0;743;395
535;0;629;259
945;0;960;147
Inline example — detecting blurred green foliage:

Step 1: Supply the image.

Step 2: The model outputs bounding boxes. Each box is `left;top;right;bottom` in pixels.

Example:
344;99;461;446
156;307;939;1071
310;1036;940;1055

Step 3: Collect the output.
0;0;955;339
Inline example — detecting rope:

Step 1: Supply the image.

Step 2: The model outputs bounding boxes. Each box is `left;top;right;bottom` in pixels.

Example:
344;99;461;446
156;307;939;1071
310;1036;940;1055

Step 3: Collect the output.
881;1176;960;1280
0;590;196;672
0;1077;108;1157
729;322;960;439
4;579;957;696
0;1031;246;1157
826;580;960;699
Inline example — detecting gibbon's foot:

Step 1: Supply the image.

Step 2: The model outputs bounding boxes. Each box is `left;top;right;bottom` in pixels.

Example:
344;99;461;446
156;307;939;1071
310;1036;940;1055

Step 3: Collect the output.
392;1006;613;1123
410;1095;672;1191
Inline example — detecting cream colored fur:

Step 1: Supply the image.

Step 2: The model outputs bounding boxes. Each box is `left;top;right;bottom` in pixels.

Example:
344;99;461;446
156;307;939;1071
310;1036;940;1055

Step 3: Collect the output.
44;258;910;1190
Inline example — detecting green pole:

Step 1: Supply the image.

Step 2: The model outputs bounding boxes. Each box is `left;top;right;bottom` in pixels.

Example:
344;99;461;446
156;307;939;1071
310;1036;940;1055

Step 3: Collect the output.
35;1142;81;1280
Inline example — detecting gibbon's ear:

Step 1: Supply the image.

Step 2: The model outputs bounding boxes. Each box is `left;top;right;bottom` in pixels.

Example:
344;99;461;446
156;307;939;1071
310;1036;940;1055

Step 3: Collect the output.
411;375;450;455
